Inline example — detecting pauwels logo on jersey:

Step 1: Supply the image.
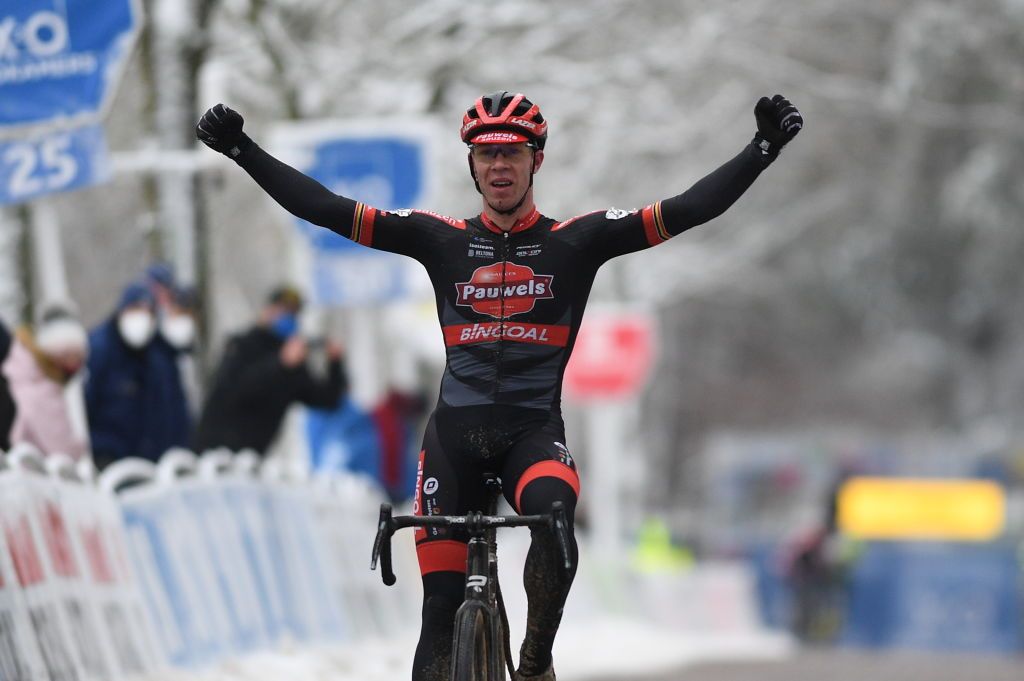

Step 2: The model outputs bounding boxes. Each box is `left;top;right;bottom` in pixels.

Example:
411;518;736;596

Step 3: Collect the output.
455;262;554;318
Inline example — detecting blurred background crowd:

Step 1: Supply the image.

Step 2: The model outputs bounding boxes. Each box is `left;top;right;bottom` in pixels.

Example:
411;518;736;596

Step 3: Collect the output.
1;0;1022;661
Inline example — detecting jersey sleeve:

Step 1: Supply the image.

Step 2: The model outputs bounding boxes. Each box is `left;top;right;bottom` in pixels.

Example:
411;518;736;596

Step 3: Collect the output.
235;143;462;262
554;143;770;263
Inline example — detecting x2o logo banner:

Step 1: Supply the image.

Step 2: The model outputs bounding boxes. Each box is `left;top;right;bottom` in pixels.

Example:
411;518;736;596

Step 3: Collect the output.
0;0;141;130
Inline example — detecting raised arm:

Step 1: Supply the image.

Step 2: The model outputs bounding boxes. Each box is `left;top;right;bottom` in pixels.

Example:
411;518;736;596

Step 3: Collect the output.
658;94;803;234
196;104;460;261
563;94;803;261
196;104;357;234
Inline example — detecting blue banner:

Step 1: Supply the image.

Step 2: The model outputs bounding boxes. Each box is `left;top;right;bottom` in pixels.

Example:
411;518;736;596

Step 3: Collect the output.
271;121;435;305
0;0;140;130
0;124;109;205
842;542;1023;652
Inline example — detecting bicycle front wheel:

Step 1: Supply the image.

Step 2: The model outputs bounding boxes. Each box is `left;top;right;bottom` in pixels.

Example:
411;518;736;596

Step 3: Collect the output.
451;607;494;681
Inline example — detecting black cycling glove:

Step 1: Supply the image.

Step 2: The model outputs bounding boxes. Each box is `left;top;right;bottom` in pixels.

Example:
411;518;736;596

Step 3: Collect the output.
196;103;253;159
752;94;803;162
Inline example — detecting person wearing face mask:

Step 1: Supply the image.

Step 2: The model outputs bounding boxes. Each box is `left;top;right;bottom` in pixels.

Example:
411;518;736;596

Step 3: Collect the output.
193;285;346;455
1;303;89;459
158;286;198;352
85;281;192;468
156;284;202;417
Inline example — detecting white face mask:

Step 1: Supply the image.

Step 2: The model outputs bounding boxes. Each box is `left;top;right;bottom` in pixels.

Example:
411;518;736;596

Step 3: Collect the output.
118;310;156;348
160;315;195;349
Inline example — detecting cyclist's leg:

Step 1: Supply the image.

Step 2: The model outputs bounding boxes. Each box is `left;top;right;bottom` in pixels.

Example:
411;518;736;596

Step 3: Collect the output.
502;432;580;678
411;414;489;681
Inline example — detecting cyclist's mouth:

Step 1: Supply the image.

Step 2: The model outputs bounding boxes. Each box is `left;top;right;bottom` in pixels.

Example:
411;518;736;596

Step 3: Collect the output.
490;179;513;190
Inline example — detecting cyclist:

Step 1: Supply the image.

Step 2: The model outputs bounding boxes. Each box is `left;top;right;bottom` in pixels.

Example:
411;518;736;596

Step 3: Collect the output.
197;90;802;681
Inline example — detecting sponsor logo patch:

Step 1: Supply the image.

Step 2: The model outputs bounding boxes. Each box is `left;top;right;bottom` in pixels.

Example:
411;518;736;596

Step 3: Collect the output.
515;243;542;258
454;262;554;317
606;208;636;220
470;131;528;144
554;442;576;469
443;322;570;347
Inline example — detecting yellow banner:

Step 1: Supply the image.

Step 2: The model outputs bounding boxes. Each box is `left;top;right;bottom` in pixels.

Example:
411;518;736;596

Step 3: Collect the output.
837;477;1006;541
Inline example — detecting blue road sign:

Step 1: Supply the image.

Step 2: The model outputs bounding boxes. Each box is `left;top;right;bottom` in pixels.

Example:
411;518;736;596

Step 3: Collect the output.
0;0;141;131
271;121;436;305
0;124;109;205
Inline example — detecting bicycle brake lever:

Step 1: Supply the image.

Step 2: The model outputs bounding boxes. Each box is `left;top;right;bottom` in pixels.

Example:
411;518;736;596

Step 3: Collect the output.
371;503;397;586
550;501;572;574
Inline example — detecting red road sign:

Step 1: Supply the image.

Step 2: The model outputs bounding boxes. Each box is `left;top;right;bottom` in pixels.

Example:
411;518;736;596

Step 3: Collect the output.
564;311;655;401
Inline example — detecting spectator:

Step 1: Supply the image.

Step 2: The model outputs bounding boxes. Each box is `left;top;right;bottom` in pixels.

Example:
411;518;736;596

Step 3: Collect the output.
145;261;177;315
157;284;202;416
0;318;18;451
2;303;90;459
194;285;346;455
158;284;199;352
307;395;382;480
85;281;191;468
370;388;427;501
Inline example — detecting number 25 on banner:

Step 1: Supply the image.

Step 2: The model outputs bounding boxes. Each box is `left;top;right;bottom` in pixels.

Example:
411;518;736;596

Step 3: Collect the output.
0;125;110;206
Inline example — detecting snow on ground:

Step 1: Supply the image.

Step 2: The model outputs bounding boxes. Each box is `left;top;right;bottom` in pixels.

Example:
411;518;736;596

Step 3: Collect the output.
150;618;792;681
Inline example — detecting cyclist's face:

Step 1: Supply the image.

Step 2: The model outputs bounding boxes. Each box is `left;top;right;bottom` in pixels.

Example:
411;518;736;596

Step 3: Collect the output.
470;143;543;209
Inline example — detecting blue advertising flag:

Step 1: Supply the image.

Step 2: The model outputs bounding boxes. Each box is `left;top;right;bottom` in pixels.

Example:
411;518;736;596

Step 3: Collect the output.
269;119;437;305
0;0;141;131
0;124;109;205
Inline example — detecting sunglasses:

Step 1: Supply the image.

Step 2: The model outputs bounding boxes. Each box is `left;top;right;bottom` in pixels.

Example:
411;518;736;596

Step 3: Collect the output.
469;143;535;162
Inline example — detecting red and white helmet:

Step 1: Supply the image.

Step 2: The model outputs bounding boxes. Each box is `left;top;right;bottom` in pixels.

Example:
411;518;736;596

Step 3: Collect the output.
460;91;548;149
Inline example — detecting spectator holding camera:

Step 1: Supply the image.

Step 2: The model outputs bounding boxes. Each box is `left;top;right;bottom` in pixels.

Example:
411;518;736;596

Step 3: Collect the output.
194;285;346;455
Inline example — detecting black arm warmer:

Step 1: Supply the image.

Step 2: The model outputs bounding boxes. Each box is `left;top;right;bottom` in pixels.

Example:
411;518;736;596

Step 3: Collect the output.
235;143;356;230
662;143;768;236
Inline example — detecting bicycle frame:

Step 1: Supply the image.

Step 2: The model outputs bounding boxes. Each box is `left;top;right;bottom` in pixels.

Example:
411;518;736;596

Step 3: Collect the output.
371;480;571;681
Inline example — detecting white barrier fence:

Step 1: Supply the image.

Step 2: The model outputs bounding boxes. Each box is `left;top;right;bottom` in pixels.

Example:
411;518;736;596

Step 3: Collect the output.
0;445;421;681
0;444;790;681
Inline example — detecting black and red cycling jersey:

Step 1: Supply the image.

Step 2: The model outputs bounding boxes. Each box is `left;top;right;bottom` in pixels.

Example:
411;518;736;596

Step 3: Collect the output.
235;141;769;418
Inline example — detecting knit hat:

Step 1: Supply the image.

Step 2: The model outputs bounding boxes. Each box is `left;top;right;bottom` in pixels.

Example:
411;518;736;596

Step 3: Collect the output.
35;303;88;356
118;280;156;310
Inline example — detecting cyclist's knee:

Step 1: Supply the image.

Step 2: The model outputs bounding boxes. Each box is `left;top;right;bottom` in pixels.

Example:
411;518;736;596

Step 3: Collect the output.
517;473;578;527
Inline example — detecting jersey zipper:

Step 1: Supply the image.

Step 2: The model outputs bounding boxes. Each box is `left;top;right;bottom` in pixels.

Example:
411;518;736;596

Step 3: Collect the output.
494;230;510;400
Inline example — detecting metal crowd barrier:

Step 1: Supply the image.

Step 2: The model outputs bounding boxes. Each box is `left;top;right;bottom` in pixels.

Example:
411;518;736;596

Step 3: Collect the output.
0;445;421;681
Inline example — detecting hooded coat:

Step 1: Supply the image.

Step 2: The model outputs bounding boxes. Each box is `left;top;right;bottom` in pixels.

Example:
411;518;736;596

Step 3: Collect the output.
2;328;88;459
84;284;191;466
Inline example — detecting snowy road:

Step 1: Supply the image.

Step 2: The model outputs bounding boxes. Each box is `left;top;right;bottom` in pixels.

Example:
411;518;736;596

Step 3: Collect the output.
589;649;1023;681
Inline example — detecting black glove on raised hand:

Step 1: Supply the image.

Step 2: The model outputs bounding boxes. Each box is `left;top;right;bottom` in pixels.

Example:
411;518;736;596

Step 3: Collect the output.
196;103;252;159
752;94;803;162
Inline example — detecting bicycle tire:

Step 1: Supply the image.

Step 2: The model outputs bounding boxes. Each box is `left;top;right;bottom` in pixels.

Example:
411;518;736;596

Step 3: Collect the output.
451;606;493;681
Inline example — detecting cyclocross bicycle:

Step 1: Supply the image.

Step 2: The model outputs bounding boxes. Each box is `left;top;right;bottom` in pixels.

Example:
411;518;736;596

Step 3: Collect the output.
371;475;572;681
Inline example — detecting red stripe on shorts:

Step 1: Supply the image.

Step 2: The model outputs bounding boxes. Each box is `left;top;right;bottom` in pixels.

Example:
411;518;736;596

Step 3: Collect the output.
514;461;581;512
416;540;468;575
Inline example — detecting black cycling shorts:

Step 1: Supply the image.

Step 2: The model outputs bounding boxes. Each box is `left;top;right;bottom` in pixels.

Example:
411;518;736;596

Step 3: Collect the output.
412;404;580;575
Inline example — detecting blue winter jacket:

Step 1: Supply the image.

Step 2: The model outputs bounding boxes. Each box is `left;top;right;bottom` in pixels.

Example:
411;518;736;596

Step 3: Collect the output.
85;318;191;464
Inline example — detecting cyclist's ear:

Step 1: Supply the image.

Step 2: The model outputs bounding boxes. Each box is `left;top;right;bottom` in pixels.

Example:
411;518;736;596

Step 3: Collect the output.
532;149;544;173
